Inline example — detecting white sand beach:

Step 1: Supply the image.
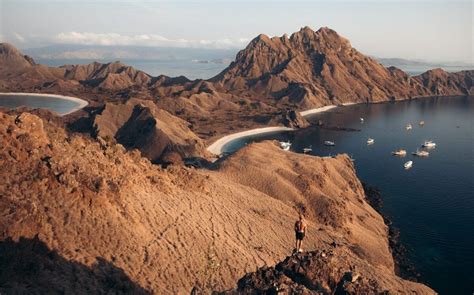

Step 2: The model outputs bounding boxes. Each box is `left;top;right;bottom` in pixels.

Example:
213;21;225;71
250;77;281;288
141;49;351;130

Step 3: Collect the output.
300;105;337;117
206;104;362;156
207;126;294;155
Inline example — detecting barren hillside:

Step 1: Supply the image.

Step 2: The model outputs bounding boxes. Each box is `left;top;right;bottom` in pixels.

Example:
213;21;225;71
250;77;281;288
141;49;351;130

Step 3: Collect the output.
0;111;434;293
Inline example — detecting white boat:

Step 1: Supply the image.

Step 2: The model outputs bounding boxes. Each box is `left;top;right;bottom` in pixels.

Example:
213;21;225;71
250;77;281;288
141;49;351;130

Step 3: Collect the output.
412;149;429;157
360;118;364;123
404;161;413;169
422;140;436;148
406;124;413;130
392;149;407;156
419;120;425;126
279;141;292;151
324;141;335;146
367;138;375;145
303;146;313;153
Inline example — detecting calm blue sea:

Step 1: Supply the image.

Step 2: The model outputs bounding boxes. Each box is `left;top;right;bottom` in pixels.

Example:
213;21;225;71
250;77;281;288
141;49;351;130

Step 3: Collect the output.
0;94;82;115
221;96;474;295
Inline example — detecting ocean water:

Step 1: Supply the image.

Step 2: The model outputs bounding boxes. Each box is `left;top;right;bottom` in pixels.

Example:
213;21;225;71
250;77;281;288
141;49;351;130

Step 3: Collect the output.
0;94;82;115
221;96;474;294
35;58;229;80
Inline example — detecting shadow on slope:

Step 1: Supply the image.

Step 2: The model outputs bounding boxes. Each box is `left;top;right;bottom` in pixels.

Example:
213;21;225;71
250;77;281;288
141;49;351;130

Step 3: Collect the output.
0;236;150;294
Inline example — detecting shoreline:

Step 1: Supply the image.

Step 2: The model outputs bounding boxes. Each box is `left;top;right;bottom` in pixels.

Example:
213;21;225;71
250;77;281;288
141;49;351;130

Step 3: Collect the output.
299;105;337;116
362;183;421;282
0;92;89;116
207;126;294;155
205;95;470;156
207;103;356;155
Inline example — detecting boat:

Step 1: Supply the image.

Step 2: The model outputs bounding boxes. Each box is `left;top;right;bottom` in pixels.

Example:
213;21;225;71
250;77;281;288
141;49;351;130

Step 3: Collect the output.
406;124;413;130
324;141;335;146
404;161;413;169
279;141;292;151
303;146;313;153
412;149;429;157
360;118;364;123
367;138;375;144
422;140;436;148
392;149;407;156
419;120;425;126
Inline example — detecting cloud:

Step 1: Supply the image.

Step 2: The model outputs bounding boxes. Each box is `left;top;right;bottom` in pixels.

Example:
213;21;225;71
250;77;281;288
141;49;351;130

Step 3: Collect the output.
53;32;250;49
13;32;26;43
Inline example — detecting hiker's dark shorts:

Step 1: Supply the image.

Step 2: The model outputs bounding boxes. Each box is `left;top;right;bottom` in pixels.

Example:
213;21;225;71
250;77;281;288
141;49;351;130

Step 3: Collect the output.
296;232;305;240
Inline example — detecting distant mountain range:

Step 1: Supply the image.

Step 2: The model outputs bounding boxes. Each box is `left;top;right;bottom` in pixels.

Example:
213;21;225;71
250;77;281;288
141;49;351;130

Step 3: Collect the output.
21;44;472;71
22;45;238;62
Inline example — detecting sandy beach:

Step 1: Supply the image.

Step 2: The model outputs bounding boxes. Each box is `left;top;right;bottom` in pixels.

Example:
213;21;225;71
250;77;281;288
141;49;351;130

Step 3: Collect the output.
207;126;294;155
0;92;89;116
300;105;337;117
207;104;355;155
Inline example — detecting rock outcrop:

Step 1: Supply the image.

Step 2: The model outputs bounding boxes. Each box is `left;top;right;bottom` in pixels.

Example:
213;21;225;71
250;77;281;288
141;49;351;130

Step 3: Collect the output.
224;249;433;294
279;110;310;128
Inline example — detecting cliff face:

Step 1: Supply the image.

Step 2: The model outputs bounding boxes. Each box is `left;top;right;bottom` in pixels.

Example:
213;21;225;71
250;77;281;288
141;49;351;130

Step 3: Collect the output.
0;111;435;293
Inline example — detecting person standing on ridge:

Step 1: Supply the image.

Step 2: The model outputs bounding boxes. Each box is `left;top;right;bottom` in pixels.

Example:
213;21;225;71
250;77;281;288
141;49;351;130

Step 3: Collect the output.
294;214;307;253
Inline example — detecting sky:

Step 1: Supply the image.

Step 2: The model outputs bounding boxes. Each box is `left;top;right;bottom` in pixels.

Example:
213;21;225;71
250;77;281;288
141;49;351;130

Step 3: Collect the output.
0;0;472;63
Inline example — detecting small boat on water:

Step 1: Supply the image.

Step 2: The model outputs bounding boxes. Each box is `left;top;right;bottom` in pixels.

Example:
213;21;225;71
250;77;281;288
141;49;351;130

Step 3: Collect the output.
412;149;429;157
303;146;313;153
279;141;292;151
406;124;413;130
360;118;364;123
367;138;375;145
404;161;413;169
422;140;436;148
392;149;407;156
419;120;425;126
324;141;335;146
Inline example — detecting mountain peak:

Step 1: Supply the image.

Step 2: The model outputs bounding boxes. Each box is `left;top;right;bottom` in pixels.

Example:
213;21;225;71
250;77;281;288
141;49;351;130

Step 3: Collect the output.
0;43;21;54
299;25;315;33
0;43;36;67
216;26;355;82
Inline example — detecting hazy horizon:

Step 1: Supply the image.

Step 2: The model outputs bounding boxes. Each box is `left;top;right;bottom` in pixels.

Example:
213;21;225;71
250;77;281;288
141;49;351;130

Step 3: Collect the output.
1;0;472;64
